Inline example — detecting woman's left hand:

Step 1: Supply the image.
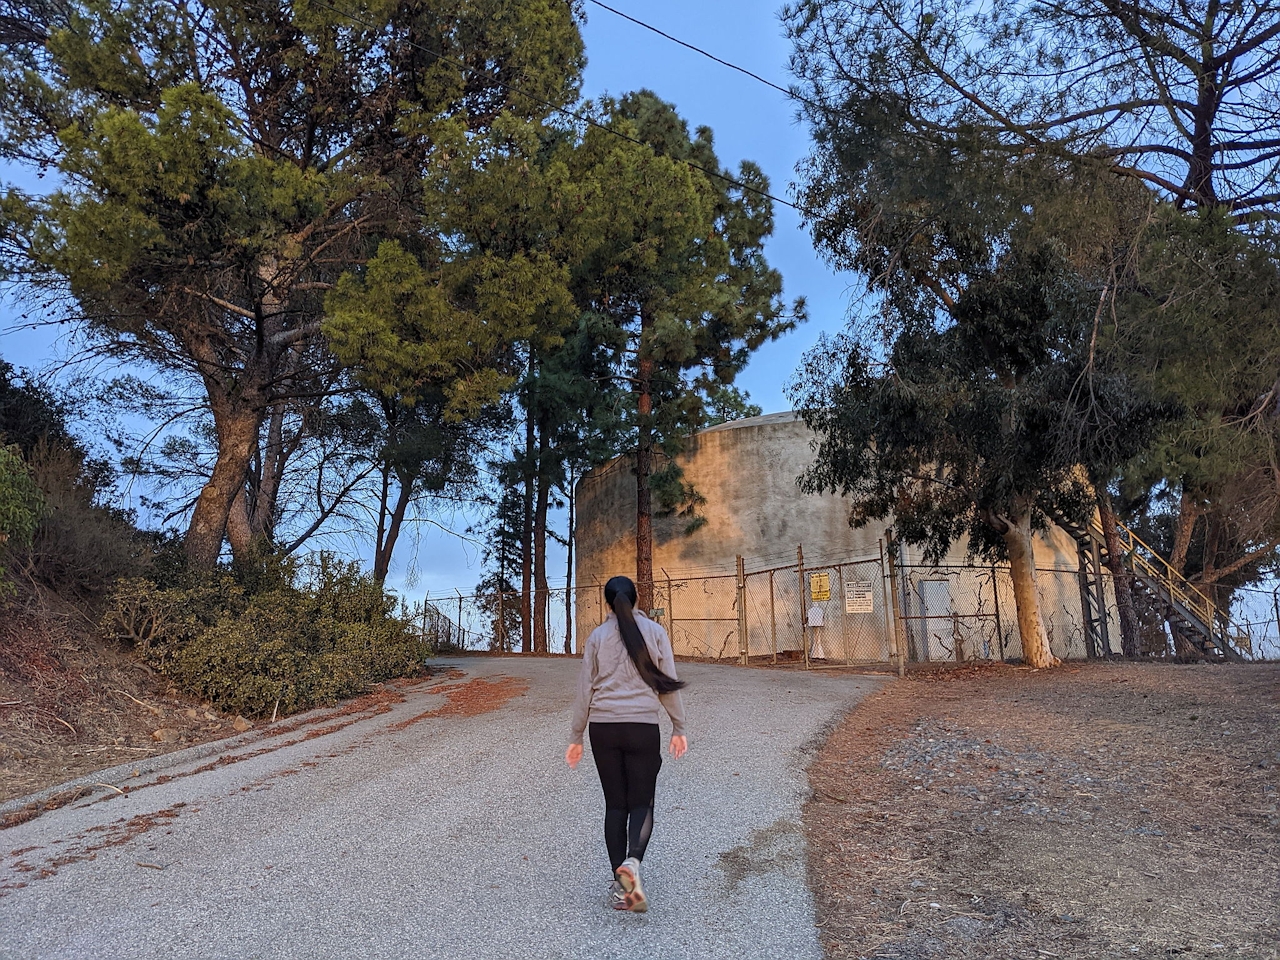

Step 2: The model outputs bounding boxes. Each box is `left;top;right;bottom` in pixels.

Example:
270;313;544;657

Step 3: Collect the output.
669;735;687;759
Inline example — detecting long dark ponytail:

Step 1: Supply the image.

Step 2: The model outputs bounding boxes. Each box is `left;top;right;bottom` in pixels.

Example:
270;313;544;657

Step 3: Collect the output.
604;576;686;694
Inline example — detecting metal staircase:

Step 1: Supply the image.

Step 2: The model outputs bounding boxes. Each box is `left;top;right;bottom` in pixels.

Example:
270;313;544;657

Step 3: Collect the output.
1053;510;1249;662
1074;533;1112;658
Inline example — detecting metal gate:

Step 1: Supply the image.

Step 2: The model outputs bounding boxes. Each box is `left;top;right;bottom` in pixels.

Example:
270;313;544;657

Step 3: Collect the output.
739;550;898;667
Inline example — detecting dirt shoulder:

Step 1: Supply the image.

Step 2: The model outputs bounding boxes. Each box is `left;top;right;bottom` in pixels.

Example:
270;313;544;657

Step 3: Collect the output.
805;662;1280;960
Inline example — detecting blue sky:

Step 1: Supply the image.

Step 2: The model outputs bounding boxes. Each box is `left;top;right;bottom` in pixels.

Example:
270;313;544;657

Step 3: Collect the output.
0;0;855;596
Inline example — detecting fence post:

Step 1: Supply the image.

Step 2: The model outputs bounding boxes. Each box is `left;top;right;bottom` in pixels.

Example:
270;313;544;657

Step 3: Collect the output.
835;562;847;663
769;569;778;665
422;591;430;650
736;555;748;665
1075;546;1100;660
798;545;809;670
885;532;906;678
664;569;674;632
1273;587;1280;655
877;540;898;672
564;583;573;656
991;564;1006;661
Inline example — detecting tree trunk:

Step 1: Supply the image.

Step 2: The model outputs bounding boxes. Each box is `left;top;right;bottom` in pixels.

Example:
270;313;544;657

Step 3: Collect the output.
227;487;255;558
253;397;290;540
1188;71;1220;208
1200;513;1222;583
1002;508;1058;668
565;466;575;655
1170;484;1199;575
374;464;392;576
185;406;263;569
239;254;291;555
533;431;550;654
497;512;514;654
1098;493;1142;658
520;371;535;654
225;400;288;558
1168;487;1207;659
1172;512;1224;660
192;254;297;569
634;310;655;611
373;469;413;583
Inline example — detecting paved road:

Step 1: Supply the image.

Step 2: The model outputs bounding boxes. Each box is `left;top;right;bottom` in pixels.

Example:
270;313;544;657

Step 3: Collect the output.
0;657;884;960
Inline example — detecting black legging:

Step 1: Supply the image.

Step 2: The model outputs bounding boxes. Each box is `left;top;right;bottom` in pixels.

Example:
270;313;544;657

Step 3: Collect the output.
588;721;662;873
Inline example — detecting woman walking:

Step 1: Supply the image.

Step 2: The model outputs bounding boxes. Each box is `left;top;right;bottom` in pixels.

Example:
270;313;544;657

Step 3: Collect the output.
566;576;688;913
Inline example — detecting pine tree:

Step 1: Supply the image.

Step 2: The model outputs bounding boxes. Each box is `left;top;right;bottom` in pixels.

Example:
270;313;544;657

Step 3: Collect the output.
0;0;584;569
565;92;801;608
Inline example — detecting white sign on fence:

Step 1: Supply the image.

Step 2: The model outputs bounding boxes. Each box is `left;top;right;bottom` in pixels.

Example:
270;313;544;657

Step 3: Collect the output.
845;580;874;614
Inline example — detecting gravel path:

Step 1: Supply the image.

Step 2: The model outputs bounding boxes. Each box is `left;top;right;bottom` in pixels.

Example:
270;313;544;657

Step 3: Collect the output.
1;657;883;960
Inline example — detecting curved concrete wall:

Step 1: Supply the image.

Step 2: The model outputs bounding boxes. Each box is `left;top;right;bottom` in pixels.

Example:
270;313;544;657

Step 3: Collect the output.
574;411;1104;661
575;412;885;581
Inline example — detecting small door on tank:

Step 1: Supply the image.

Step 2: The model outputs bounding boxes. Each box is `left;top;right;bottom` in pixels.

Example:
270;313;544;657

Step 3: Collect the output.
913;579;955;661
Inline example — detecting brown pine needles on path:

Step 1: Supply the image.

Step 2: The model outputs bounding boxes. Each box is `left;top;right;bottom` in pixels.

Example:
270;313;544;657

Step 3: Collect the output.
805;663;1280;960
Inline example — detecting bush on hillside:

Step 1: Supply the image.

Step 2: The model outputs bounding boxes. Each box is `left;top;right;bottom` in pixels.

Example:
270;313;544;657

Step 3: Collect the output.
102;553;429;717
0;443;44;597
1;363;147;599
17;440;146;598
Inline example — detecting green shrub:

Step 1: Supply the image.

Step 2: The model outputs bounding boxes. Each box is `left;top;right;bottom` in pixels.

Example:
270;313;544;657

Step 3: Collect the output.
18;440;148;598
0;444;44;597
103;553;429;717
1;362;147;598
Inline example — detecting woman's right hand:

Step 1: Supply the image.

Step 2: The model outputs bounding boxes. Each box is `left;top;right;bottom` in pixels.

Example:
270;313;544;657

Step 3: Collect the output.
669;735;687;759
565;742;583;769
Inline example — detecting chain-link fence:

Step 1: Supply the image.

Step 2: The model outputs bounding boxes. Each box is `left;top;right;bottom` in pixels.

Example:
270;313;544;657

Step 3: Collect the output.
414;548;1275;664
895;564;1103;663
1227;586;1280;661
415;585;591;655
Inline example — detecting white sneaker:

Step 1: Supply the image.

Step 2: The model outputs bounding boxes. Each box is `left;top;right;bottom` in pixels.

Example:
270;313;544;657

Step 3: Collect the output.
614;857;648;913
605;879;627;910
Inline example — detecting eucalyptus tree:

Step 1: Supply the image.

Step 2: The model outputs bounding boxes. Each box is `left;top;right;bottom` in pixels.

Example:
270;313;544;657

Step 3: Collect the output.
785;0;1280;661
784;82;1168;666
790;232;1164;667
0;0;584;569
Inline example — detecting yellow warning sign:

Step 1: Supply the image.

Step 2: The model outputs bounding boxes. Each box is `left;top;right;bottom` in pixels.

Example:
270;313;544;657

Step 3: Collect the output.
809;572;831;602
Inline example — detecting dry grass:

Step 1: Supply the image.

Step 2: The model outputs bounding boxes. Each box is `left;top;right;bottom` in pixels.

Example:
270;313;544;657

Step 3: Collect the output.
0;592;236;804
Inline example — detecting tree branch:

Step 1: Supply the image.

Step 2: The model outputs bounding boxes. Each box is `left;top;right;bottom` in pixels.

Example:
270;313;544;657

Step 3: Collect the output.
1198;538;1280;584
179;287;256;320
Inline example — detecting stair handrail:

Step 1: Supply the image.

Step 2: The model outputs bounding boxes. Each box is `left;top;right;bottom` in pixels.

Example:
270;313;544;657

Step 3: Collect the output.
1087;515;1220;635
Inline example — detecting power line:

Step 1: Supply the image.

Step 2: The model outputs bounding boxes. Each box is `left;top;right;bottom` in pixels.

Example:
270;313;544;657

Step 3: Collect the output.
584;2;850;133
306;0;819;225
584;0;803;106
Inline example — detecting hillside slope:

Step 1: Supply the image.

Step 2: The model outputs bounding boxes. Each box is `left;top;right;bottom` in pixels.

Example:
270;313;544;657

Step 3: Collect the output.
1;592;247;805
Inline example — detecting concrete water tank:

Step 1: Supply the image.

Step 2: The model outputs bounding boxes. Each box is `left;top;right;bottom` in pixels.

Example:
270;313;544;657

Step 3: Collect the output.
573;411;1096;662
575;411;884;582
